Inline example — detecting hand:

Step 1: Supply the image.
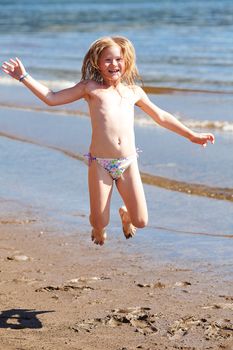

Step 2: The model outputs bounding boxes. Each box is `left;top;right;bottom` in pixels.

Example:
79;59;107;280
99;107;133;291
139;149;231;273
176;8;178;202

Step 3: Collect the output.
1;57;27;81
190;132;215;147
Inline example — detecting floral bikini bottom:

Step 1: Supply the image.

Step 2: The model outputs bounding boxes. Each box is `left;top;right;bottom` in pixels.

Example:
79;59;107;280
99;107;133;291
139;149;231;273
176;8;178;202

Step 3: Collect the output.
84;152;138;181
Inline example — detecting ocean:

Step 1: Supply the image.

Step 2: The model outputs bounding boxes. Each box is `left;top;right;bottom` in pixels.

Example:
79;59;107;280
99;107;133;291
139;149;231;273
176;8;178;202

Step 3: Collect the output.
1;0;233;92
0;0;232;266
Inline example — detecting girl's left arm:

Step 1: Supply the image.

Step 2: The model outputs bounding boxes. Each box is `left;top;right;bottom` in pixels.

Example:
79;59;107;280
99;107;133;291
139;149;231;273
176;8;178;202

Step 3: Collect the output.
135;87;215;147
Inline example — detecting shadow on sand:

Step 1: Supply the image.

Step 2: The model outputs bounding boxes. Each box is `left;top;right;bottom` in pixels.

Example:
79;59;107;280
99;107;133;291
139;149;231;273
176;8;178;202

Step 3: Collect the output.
0;308;54;329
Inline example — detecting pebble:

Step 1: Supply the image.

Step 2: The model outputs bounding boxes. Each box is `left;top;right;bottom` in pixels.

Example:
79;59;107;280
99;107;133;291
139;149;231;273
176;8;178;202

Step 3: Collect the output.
7;255;29;262
174;281;192;287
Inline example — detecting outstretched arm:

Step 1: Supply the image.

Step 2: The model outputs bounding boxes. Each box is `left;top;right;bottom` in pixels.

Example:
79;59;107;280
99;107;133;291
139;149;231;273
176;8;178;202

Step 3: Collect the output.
1;57;86;106
135;87;215;147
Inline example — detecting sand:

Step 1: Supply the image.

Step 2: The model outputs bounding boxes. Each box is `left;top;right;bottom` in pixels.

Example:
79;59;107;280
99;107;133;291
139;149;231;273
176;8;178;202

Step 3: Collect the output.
0;213;232;350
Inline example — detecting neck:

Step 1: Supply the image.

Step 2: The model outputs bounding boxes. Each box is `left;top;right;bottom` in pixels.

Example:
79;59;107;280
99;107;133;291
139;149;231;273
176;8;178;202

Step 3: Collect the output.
102;78;122;88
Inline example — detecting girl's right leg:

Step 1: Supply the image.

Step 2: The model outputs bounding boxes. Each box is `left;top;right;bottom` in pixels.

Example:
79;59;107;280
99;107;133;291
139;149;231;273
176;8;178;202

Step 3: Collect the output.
116;159;148;239
88;160;114;245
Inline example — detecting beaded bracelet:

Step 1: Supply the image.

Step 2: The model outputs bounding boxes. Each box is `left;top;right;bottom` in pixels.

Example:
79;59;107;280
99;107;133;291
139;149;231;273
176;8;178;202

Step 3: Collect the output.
19;72;29;82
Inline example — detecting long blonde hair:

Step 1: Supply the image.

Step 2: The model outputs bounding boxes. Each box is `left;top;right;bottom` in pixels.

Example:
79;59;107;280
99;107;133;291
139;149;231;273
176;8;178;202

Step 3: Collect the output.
81;36;141;85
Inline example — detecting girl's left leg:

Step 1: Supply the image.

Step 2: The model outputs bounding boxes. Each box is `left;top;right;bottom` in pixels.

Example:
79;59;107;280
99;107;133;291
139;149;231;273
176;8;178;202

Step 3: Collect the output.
116;159;148;238
88;160;114;245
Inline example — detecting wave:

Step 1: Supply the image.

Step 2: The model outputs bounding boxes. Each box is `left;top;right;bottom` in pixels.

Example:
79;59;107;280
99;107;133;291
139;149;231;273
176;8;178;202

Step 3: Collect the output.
1;75;233;95
0;76;76;89
1;131;233;203
135;116;233;132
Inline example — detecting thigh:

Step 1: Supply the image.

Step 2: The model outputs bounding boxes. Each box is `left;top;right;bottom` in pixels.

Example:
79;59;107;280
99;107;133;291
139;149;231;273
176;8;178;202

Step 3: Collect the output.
88;160;114;227
116;160;148;225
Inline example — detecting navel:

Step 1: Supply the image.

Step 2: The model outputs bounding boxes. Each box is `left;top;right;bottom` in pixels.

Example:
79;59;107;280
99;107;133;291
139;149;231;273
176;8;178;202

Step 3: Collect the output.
118;138;121;145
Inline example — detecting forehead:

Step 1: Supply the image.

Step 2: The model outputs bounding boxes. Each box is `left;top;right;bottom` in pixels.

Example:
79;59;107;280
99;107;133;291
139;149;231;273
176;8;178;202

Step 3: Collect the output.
100;44;123;57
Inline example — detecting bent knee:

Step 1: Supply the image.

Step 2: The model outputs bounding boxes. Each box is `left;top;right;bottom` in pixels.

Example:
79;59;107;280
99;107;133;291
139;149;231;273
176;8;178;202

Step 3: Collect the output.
132;216;148;229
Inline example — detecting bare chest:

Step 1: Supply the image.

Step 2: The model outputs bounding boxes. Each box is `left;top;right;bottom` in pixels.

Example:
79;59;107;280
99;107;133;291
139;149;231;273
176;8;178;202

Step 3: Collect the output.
90;88;136;113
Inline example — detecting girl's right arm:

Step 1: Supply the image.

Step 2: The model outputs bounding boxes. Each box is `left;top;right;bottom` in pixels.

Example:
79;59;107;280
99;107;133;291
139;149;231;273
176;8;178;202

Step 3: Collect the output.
1;57;87;106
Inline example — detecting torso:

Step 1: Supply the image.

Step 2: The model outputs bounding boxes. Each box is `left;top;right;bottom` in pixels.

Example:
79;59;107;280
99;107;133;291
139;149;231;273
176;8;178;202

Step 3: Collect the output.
85;81;140;158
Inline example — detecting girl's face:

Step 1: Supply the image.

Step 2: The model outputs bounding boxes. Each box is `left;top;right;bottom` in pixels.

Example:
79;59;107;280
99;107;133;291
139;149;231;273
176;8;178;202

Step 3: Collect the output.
98;45;126;85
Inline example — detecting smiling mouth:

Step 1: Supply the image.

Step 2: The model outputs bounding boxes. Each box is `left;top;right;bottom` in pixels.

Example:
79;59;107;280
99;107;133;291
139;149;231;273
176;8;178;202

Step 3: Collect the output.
108;69;120;74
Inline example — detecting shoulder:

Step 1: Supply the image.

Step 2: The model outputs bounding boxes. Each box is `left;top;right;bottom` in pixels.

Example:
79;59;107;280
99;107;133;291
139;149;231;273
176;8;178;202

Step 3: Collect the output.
123;84;142;97
81;79;102;94
128;84;145;97
83;79;99;89
128;85;149;105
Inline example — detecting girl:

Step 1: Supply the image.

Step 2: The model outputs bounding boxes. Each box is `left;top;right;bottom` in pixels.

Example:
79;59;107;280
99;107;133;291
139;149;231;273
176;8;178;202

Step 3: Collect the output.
1;36;215;246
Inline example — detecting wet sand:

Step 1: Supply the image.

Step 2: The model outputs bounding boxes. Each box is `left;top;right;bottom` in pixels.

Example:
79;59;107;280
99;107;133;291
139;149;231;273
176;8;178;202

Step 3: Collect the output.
0;209;233;350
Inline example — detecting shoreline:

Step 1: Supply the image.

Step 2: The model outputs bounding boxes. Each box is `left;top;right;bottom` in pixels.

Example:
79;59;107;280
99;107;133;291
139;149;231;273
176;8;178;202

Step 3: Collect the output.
1;129;233;203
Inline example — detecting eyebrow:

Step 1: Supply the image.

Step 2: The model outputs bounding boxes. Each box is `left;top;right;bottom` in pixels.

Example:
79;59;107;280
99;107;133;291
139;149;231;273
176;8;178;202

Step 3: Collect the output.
105;55;123;59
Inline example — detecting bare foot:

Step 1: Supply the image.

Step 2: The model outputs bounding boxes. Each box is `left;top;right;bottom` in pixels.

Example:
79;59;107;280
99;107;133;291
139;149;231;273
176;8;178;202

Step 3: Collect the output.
91;228;107;246
119;206;136;239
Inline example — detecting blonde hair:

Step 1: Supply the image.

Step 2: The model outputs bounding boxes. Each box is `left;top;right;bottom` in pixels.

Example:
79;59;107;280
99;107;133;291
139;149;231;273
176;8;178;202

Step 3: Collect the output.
81;36;141;85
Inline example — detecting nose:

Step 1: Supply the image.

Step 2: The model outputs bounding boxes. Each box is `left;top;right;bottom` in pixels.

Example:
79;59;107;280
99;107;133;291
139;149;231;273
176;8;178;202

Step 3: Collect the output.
111;59;117;66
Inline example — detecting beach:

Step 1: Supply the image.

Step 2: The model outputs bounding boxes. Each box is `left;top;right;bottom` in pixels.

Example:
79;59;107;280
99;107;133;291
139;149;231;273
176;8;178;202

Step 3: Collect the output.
1;190;233;350
1;198;233;350
1;1;233;348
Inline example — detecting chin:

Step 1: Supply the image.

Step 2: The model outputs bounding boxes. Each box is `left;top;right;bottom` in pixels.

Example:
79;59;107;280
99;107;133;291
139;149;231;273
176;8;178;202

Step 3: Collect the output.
112;74;122;80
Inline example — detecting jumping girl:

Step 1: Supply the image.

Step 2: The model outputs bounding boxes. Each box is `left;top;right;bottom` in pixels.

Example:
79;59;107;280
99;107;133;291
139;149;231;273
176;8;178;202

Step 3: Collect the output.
1;36;215;245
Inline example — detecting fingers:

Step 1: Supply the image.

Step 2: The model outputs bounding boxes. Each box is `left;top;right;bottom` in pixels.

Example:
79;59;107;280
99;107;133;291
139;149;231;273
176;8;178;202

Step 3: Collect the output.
1;57;22;70
191;132;215;147
4;61;14;69
10;58;18;66
205;133;215;144
209;133;215;144
16;57;24;69
16;57;21;64
1;57;25;81
1;67;10;75
201;133;215;148
2;60;15;73
1;64;11;75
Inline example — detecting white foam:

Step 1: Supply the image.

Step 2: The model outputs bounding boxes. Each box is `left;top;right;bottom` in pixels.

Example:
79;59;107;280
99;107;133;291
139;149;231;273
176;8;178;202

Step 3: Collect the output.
134;115;233;132
185;119;233;132
0;75;76;89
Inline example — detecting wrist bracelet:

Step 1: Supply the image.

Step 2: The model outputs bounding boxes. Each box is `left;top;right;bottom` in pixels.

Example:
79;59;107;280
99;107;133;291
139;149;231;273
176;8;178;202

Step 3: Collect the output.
19;73;29;82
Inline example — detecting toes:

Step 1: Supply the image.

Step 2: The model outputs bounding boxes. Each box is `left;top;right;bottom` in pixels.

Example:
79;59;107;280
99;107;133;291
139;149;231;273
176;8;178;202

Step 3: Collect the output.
91;229;106;245
124;225;136;239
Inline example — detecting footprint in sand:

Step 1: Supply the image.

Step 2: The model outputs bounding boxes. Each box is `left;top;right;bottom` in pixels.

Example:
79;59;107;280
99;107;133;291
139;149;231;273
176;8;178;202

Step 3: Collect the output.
203;302;233;311
35;284;94;293
136;281;166;289
72;307;158;335
168;315;233;341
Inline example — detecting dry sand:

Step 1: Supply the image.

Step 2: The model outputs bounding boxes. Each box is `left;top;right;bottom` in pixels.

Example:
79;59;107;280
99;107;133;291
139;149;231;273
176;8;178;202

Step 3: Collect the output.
0;215;232;350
